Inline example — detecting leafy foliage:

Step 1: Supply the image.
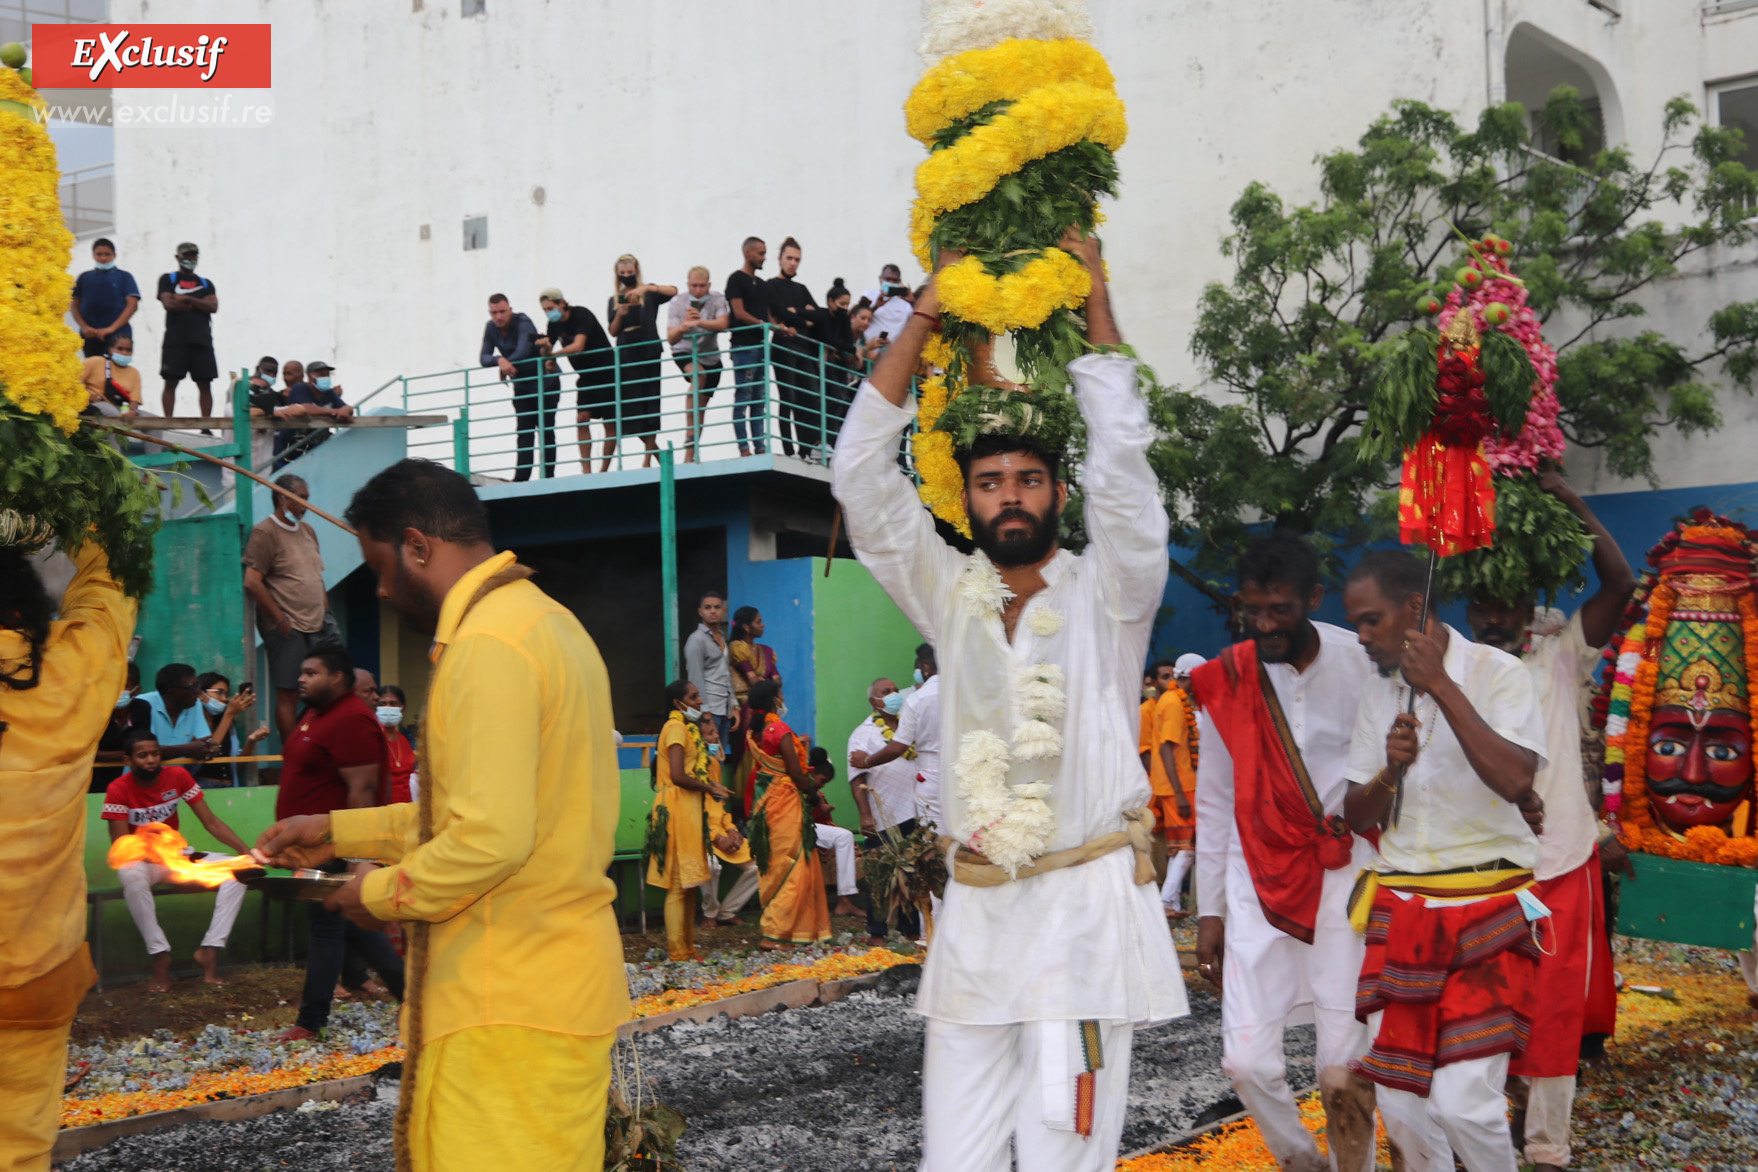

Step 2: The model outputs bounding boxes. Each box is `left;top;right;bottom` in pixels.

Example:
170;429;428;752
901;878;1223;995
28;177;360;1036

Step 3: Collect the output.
1433;460;1595;606
1152;89;1758;589
0;399;161;598
1478;329;1537;436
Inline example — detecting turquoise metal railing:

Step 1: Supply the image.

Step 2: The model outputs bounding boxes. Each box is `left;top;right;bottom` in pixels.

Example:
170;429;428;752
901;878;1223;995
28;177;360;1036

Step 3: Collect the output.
355;324;902;482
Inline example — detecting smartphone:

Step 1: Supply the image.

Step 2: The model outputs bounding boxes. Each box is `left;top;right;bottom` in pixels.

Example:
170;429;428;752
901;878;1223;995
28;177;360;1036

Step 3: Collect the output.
878;331;889;341
690;297;705;310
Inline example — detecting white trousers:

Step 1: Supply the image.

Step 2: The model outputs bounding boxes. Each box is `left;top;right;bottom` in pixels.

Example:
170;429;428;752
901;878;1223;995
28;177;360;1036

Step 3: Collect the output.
118;861;246;954
1369;1012;1512;1172
699;855;759;921
1520;1074;1576;1167
817;822;859;896
920;1018;1134;1172
1160;850;1193;911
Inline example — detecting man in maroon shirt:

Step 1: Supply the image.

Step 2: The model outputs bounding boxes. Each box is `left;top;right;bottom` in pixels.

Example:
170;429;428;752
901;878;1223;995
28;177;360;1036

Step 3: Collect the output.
271;643;404;1040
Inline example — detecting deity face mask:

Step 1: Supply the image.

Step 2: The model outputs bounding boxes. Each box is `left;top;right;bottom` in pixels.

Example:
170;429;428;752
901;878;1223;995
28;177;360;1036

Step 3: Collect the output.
1647;706;1753;829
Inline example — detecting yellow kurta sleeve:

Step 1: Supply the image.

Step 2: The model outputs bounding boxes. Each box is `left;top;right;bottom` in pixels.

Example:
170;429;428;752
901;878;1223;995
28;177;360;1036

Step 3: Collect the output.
356;633;543;923
331;801;421;868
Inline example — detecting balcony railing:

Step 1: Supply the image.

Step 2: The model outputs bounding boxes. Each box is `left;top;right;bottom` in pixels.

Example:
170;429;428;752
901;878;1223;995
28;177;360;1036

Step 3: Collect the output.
59;163;114;237
356;325;907;484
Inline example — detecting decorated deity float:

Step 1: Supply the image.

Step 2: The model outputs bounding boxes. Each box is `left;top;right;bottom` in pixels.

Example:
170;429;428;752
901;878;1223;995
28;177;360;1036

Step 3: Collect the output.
1593;512;1758;949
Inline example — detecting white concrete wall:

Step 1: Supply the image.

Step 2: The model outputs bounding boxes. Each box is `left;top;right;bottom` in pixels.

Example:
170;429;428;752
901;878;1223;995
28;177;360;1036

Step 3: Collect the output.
103;0;1758;490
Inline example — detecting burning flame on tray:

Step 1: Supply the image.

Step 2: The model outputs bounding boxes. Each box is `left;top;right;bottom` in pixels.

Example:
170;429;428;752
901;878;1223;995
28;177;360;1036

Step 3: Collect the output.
107;823;257;888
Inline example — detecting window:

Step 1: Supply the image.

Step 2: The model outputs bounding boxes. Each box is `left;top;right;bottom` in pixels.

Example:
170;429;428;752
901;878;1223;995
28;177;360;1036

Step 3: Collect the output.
463;215;488;251
0;0;107;47
461;0;485;15
1716;81;1758;172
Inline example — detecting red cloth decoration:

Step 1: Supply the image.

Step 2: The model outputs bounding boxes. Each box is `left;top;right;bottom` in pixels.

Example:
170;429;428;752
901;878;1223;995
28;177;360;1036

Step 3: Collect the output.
1188;641;1356;945
1398;335;1498;555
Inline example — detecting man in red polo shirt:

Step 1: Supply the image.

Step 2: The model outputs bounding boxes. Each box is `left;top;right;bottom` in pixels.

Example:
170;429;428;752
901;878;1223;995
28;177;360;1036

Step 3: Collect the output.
271;643;403;1041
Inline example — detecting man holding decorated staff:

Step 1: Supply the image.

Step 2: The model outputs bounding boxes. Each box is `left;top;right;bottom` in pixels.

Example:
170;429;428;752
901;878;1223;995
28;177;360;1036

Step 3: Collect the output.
1341;549;1549;1172
832;232;1186;1171
254;458;627;1171
1462;471;1635;1172
1188;532;1384;1172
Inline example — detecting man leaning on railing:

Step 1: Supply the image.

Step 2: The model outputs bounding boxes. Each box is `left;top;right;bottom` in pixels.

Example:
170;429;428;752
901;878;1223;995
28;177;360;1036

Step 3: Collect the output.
480;293;560;482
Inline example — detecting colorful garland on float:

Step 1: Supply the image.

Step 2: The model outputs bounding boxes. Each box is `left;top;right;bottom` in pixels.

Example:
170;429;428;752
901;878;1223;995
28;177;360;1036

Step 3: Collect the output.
902;8;1125;537
1591;512;1758;866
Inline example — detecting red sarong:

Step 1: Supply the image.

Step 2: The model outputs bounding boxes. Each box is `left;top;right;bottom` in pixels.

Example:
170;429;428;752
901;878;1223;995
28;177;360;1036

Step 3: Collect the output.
1583;850;1618;1039
1354;886;1540;1096
1189;641;1354;943
1509;856;1604;1078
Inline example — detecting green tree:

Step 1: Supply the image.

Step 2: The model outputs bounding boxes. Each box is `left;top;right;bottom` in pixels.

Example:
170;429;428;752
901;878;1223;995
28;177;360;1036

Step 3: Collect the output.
1153;88;1758;604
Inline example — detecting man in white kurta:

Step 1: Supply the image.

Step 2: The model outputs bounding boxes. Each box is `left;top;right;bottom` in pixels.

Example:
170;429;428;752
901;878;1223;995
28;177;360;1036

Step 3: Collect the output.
1193;608;1379;1170
832;248;1186;1172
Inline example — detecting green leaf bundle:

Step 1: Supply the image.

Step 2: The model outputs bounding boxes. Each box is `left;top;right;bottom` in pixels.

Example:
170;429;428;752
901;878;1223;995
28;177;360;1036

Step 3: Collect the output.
1432;474;1594;603
1479;329;1538;437
1360;328;1439;464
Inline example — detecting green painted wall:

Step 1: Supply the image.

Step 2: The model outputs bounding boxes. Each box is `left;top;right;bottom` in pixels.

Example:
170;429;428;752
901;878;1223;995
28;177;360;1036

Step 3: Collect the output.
134;513;247;683
811;557;926;831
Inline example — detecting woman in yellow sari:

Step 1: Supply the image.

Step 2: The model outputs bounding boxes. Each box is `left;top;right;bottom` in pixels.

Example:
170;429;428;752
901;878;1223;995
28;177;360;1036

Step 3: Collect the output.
744;680;830;950
645;681;731;960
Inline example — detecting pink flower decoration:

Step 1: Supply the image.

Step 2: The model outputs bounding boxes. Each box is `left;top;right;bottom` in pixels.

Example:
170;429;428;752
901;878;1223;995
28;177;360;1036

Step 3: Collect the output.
1434;257;1563;474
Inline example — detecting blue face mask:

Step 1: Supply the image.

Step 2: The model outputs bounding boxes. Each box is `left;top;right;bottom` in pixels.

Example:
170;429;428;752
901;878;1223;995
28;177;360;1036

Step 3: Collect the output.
95;261;116;271
259;372;275;386
314;376;333;391
545;308;563;322
203;698;227;716
882;692;904;716
111;353;133;367
913;668;925;686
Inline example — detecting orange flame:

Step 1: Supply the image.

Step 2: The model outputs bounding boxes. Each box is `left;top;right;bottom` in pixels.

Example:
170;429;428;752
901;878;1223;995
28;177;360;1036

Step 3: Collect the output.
106;823;257;888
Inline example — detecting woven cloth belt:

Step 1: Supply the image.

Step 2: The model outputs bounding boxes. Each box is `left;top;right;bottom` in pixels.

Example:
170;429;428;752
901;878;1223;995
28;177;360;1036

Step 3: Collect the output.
1346;861;1535;934
940;806;1159;888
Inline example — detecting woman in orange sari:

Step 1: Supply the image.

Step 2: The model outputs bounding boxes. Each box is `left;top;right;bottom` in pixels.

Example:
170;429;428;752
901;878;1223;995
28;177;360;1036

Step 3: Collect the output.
744;680;830;950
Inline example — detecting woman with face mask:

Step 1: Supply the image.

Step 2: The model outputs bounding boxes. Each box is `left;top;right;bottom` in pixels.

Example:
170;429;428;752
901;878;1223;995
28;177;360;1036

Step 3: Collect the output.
604;254;677;472
646;680;732;960
743;680;831;951
195;672;269;787
377;685;417;804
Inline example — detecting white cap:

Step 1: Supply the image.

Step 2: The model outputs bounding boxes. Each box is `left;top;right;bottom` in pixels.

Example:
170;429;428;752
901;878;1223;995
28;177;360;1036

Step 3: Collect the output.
1174;653;1206;675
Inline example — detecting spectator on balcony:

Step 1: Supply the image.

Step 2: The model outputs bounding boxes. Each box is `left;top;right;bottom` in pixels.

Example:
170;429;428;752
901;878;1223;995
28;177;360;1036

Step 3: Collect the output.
849;302;878;367
861;264;913;346
248;356;278;402
726;236;771;458
158;242;219;421
606;256;676;471
766;237;828;462
243;473;342;742
80;333;141;417
70;237;140;360
480;293;559;482
666;267;730;463
282;361;353;463
535;289;615;475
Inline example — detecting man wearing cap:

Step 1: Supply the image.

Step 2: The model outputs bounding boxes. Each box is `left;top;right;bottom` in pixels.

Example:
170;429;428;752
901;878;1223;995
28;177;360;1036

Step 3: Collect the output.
283;362;353;462
158;242;219;420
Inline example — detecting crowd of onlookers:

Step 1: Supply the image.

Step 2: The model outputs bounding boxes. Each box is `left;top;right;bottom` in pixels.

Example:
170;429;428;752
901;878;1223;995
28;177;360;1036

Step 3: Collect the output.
71;234;919;481
480;237;922;480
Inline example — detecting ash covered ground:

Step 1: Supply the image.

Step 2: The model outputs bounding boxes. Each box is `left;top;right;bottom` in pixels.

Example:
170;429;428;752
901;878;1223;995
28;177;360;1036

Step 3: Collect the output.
58;970;1313;1172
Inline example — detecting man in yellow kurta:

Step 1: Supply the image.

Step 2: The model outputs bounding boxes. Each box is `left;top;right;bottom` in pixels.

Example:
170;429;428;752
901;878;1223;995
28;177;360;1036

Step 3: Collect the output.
1;543;136;1172
256;459;627;1172
646;682;731;960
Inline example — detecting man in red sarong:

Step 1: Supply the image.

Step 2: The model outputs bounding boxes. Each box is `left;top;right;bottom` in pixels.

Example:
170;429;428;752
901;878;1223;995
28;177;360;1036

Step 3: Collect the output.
1191;532;1397;1172
1342;550;1549;1172
1464;472;1634;1171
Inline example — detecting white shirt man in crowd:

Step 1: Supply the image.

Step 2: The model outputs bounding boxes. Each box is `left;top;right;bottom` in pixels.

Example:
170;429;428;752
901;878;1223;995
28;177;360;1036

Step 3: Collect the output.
1342;550;1549;1172
847;676;926;941
1464;472;1635;1172
854;644;942;831
832;232;1185;1171
1188;532;1386;1172
860;263;913;348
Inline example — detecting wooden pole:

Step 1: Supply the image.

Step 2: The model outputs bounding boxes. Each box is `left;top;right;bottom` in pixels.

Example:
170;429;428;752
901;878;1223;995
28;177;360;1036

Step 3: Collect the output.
88;421;359;537
824;507;843;576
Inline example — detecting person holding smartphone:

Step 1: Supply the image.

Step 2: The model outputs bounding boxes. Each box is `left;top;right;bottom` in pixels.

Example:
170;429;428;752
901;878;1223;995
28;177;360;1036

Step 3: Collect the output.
665;267;730;463
861;263;914;346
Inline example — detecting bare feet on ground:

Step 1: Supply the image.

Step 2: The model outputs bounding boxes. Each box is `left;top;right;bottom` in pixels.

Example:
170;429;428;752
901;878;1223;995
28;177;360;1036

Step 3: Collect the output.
832;899;863;917
148;951;172;994
194;946;225;986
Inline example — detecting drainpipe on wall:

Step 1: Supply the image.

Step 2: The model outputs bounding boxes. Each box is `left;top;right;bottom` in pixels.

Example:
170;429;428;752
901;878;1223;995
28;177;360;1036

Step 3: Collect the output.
1484;0;1506;108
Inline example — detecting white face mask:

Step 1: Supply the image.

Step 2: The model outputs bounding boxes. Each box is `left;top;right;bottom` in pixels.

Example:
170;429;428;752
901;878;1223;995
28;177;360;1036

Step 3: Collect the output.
682;706;703;722
775;702;788;719
115;690;134;709
376;706;403;727
203;697;227;716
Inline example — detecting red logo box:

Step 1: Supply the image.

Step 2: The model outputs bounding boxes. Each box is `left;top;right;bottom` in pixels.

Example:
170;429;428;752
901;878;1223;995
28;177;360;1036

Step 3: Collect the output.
32;24;271;88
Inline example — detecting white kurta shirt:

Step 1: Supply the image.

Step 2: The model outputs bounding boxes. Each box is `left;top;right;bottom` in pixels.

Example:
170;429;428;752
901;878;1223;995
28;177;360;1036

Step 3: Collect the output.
1344;625;1548;873
847;715;920;833
1193;622;1379;922
831;353;1186;1027
1523;611;1602;881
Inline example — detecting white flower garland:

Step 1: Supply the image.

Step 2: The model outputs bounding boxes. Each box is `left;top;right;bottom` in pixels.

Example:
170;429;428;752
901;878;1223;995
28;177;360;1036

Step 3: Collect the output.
958;550;1015;617
955;660;1067;875
917;0;1095;65
1026;605;1064;637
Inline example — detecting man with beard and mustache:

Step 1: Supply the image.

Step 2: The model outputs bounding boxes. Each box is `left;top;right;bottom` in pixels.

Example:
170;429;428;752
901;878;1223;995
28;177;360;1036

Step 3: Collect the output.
1462;471;1634;1172
831;231;1187;1172
1187;532;1401;1172
252;459;627;1172
1341;549;1549;1172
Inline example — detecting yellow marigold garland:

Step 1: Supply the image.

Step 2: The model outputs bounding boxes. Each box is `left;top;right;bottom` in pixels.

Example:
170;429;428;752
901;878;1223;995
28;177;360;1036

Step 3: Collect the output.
911;371;971;536
905;37;1114;144
936;251;1092;334
0;68;83;433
